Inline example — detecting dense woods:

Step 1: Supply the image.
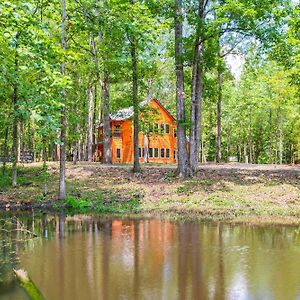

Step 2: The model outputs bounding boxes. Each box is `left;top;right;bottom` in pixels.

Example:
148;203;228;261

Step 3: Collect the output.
0;0;299;195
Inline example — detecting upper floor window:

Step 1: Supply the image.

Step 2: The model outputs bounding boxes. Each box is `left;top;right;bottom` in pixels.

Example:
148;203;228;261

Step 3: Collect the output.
113;125;121;137
165;124;170;134
174;128;177;138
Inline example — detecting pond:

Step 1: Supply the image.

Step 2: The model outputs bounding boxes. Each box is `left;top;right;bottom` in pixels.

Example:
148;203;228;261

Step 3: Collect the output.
0;213;300;300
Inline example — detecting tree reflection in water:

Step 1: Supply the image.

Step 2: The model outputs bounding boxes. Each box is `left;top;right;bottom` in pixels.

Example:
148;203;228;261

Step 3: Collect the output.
0;213;300;300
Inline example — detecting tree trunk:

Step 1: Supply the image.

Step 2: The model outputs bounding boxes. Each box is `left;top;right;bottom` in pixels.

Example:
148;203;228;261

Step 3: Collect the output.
143;134;149;163
12;46;19;187
43;138;48;196
77;123;81;162
103;72;112;164
189;0;205;175
174;0;188;178
268;109;273;164
59;0;67;200
278;108;283;164
87;87;94;162
216;55;222;163
17;120;22;163
244;141;248;164
2;127;9;174
130;18;140;173
249;107;253;164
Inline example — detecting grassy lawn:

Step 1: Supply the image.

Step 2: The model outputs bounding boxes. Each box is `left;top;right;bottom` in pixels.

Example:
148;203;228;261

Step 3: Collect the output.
0;162;300;224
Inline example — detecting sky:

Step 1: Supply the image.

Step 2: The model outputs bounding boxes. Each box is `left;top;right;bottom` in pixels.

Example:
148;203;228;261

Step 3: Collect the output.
225;53;246;80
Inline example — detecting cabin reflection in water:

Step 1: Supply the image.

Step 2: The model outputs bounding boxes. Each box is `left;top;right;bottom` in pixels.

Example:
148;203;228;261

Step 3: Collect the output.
1;214;300;300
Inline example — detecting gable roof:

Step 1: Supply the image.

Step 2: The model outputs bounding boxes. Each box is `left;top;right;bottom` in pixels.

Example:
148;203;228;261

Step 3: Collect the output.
110;98;176;122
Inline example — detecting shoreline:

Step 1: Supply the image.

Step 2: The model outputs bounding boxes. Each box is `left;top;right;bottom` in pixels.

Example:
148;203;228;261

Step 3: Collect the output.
1;162;299;225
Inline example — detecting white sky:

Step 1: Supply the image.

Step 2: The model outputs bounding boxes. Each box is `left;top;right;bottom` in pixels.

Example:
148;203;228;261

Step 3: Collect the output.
225;53;245;80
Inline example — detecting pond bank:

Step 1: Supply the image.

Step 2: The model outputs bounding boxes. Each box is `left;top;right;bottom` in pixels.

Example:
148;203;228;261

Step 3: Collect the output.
1;162;300;225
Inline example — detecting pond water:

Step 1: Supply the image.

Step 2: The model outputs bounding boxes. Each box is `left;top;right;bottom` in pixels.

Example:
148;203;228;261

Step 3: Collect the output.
0;213;300;300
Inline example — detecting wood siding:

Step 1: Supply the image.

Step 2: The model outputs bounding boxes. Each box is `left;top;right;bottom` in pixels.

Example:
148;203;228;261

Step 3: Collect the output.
95;99;177;164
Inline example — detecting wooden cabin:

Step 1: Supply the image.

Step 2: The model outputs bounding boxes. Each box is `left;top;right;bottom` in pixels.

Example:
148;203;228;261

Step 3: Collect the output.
94;98;177;164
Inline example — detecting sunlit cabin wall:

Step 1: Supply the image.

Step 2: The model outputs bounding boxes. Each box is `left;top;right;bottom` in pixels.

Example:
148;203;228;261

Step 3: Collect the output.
95;99;178;164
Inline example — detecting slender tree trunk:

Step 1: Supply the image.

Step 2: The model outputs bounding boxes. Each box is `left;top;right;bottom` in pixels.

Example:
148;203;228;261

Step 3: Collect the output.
278;108;283;164
2;127;9;175
77;123;81;162
87;86;94;162
174;0;188;178
189;0;204;175
12;45;19;187
291;144;294;164
238;144;242;162
43;138;48;196
17;121;22;163
268;109;273;164
249;107;253;164
244;141;248;164
130;19;140;173
216;54;222;163
73;142;78;165
103;72;112;163
144;134;149;163
59;0;67;200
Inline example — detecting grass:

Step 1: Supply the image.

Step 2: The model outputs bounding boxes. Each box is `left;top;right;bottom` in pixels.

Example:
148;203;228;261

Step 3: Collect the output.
0;162;300;224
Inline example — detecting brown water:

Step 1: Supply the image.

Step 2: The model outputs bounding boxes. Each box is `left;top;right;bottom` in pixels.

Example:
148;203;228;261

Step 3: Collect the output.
1;213;300;300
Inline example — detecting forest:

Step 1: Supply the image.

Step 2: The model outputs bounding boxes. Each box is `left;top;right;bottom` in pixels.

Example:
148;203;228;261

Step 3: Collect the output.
0;0;299;200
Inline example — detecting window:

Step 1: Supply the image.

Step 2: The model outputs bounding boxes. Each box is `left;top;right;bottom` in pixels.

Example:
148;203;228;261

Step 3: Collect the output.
160;124;165;134
161;148;165;158
154;123;159;133
149;148;153;158
154;148;159;158
174;129;177;138
116;148;121;159
166;149;170;158
139;147;142;158
114;125;121;137
165;124;170;134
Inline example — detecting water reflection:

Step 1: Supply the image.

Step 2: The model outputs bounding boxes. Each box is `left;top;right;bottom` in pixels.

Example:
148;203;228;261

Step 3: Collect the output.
0;213;300;300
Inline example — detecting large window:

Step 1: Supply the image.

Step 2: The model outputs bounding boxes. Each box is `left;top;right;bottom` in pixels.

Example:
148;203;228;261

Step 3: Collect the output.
154;148;159;158
166;149;170;158
149;148;153;158
160;148;165;158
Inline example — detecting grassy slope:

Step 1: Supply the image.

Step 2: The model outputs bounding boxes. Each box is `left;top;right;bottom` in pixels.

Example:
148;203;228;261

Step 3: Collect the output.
0;162;300;224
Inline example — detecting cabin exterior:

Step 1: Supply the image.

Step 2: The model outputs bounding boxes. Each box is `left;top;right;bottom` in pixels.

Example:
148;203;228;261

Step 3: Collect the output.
94;98;177;164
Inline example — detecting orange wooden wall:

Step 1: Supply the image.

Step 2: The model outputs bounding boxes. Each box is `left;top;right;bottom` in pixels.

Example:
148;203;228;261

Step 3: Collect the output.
95;99;177;164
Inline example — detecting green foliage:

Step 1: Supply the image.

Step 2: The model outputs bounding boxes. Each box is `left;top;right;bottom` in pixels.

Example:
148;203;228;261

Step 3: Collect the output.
66;196;91;210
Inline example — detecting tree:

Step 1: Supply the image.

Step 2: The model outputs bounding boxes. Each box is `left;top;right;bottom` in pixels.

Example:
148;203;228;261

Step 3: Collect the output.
174;0;188;178
59;0;67;200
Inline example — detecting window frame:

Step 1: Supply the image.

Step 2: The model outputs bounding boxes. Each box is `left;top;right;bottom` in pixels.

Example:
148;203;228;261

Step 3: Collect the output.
116;148;121;159
165;124;170;134
149;148;153;158
166;148;170;158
